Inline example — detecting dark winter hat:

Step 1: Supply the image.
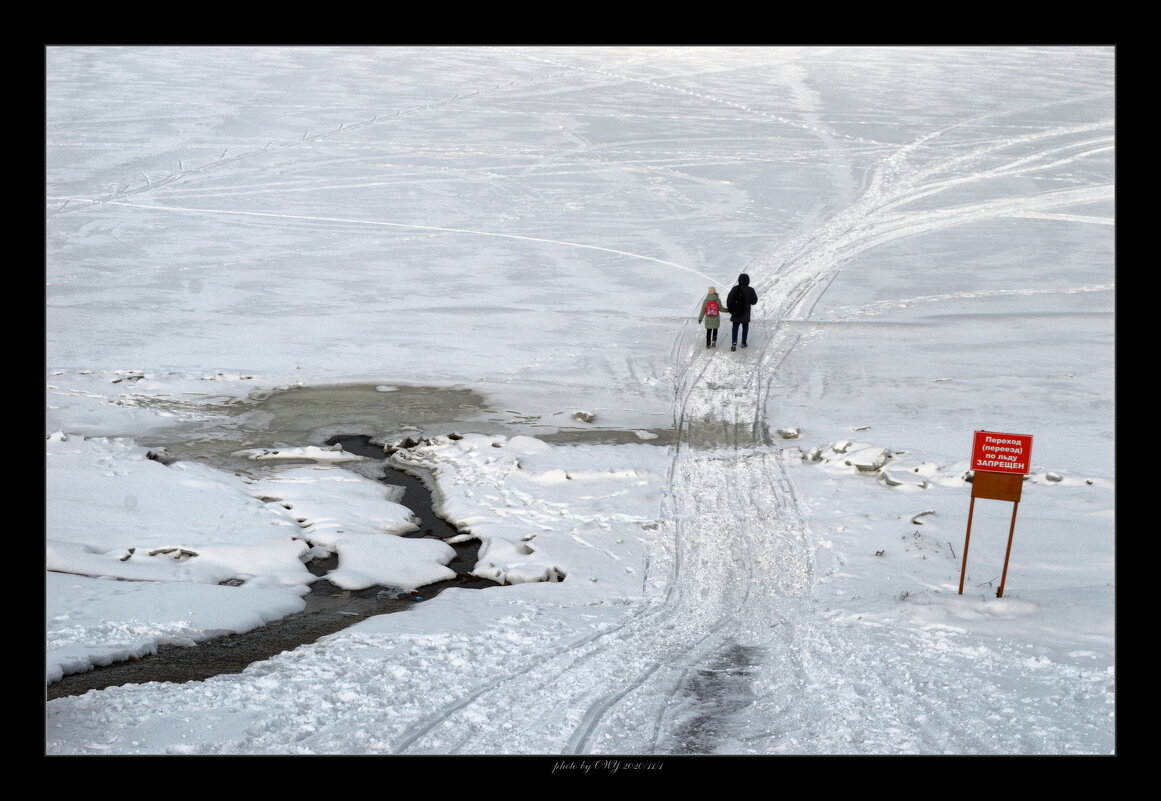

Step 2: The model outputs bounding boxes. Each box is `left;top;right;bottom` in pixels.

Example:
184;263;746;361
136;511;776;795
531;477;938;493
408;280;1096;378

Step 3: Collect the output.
738;273;750;285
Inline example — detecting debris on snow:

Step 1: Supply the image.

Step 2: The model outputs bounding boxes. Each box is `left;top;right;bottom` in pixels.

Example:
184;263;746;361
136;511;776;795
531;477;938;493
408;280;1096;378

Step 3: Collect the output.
233;445;365;462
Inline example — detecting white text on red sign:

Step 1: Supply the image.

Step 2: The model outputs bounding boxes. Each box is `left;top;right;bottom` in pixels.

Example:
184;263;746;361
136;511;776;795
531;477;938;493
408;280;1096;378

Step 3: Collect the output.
971;431;1033;475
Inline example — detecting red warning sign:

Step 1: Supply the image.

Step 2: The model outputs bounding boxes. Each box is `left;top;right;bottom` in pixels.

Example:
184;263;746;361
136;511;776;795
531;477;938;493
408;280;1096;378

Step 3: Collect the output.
971;431;1033;475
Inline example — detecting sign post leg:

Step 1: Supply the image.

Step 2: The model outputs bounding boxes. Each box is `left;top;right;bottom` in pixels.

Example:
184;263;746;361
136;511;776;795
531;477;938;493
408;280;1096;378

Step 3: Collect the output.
996;501;1019;598
959;496;976;595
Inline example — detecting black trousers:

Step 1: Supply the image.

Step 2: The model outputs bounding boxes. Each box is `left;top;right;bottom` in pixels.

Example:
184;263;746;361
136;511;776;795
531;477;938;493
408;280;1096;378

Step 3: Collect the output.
731;320;750;345
705;328;719;346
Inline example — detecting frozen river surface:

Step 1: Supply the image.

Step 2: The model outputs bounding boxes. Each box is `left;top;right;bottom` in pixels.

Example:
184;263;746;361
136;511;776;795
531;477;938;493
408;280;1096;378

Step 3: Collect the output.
45;46;1114;756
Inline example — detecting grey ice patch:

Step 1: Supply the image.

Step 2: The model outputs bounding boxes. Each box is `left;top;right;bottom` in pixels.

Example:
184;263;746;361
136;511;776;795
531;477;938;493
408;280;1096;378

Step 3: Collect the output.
665;643;763;755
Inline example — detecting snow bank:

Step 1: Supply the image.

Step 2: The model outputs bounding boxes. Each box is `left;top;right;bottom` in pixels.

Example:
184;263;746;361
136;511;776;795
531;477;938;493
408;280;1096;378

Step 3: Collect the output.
46;433;312;587
46;572;306;683
390;433;667;597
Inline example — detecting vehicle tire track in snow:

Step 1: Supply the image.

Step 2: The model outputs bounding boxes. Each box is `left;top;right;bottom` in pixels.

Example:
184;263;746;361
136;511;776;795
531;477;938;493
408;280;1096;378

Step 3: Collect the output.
646;108;1113;752
99;199;724;289
823;282;1115;323
47;62;587;215
595;108;1115;754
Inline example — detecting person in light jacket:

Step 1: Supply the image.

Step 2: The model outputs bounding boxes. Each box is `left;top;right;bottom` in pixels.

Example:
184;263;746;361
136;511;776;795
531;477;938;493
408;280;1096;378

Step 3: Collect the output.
726;273;758;351
697;286;724;349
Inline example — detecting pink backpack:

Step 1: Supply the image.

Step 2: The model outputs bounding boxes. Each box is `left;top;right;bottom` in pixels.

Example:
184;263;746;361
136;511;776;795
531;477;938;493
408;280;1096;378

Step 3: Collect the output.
705;300;720;317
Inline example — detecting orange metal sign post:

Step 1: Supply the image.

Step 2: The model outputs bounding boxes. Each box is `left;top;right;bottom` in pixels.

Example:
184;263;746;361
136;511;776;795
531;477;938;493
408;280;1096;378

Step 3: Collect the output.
959;431;1033;597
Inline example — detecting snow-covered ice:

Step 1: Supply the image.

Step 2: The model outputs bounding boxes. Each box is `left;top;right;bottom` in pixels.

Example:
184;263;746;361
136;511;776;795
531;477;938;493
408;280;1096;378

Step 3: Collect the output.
45;45;1114;756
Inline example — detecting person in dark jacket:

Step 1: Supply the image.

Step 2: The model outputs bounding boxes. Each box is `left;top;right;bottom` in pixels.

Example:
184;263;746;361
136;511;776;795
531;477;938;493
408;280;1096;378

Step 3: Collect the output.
726;273;758;351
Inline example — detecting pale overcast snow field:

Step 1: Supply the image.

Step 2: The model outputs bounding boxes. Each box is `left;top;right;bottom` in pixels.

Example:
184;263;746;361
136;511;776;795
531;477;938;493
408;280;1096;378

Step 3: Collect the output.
45;46;1115;757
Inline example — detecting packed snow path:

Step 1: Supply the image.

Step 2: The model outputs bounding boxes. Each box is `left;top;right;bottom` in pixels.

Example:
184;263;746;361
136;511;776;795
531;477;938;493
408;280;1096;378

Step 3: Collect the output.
649;107;1113;754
